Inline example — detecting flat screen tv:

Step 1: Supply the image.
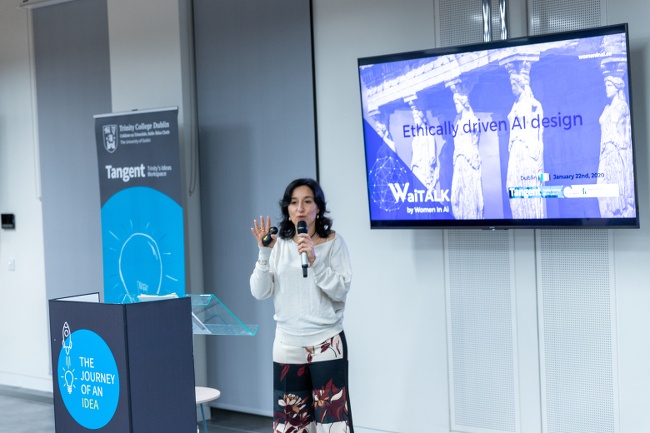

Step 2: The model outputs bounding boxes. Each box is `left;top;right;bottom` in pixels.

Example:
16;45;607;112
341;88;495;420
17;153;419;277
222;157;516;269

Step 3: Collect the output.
358;23;639;229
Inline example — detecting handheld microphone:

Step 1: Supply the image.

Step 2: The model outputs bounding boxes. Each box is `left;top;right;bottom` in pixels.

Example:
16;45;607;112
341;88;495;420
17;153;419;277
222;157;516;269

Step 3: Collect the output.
296;221;309;278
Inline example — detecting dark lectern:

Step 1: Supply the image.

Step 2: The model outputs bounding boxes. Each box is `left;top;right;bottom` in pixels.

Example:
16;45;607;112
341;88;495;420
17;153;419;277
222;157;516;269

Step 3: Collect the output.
49;295;196;433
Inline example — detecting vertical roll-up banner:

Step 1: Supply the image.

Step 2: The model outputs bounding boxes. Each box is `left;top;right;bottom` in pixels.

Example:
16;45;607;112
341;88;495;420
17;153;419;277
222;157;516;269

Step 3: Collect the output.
94;108;185;304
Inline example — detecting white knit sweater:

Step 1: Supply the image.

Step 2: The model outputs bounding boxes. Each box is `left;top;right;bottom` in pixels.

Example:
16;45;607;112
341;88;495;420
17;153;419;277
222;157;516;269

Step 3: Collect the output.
250;233;352;347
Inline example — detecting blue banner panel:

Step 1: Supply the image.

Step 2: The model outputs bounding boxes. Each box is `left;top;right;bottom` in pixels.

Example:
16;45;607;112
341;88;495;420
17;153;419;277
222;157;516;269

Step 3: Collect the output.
94;108;185;303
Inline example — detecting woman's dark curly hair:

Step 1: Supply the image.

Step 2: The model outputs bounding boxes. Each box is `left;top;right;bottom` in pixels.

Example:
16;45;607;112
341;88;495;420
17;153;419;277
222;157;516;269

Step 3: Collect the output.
278;178;333;240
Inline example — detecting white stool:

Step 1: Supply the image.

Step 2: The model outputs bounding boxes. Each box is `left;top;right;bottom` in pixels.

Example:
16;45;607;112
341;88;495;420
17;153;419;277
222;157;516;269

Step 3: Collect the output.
195;386;221;433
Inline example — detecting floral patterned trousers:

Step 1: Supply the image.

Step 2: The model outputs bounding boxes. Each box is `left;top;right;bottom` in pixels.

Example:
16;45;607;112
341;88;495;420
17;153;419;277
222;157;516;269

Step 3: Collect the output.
272;332;353;433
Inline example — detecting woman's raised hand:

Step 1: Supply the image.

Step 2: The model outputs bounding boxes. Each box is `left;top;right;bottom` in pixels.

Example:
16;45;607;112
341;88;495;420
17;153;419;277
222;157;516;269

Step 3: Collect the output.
251;215;276;247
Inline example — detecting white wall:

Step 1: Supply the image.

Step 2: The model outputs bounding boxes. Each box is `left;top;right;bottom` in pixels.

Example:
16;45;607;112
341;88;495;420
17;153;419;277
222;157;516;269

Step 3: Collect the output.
1;0;650;432
606;1;650;430
0;0;205;393
312;0;650;432
312;3;449;431
0;1;49;392
106;0;207;386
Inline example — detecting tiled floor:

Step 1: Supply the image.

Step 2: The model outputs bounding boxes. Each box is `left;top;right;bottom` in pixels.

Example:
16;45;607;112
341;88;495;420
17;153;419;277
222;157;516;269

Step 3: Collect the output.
0;389;53;433
0;386;270;433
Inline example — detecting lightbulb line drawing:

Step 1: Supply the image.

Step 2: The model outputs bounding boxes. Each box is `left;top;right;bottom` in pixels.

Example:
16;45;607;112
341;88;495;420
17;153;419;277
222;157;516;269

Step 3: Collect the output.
118;232;163;297
102;188;184;303
62;368;75;394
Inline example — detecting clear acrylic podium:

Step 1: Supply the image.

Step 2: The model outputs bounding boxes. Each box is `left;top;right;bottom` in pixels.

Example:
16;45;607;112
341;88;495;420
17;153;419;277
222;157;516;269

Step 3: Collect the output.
188;294;258;336
132;292;258;336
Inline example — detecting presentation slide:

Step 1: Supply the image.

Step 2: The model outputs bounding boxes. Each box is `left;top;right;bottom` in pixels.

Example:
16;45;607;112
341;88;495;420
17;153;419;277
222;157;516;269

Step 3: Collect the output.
359;28;636;227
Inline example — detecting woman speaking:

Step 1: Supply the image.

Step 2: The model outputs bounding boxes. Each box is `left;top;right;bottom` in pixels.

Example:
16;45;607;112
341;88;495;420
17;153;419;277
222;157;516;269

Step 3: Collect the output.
250;178;354;433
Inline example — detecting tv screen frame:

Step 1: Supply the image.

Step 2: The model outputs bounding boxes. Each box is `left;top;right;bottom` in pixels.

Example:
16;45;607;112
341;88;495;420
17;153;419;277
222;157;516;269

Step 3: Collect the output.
358;23;639;230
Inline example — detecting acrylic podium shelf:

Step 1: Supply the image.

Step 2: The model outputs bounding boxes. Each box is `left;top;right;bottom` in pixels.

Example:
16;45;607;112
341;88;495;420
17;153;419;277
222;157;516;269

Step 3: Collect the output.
188;294;258;336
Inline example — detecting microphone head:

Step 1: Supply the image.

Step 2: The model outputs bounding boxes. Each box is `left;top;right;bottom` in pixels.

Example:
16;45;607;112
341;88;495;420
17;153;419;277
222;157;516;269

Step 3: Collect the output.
297;220;308;234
